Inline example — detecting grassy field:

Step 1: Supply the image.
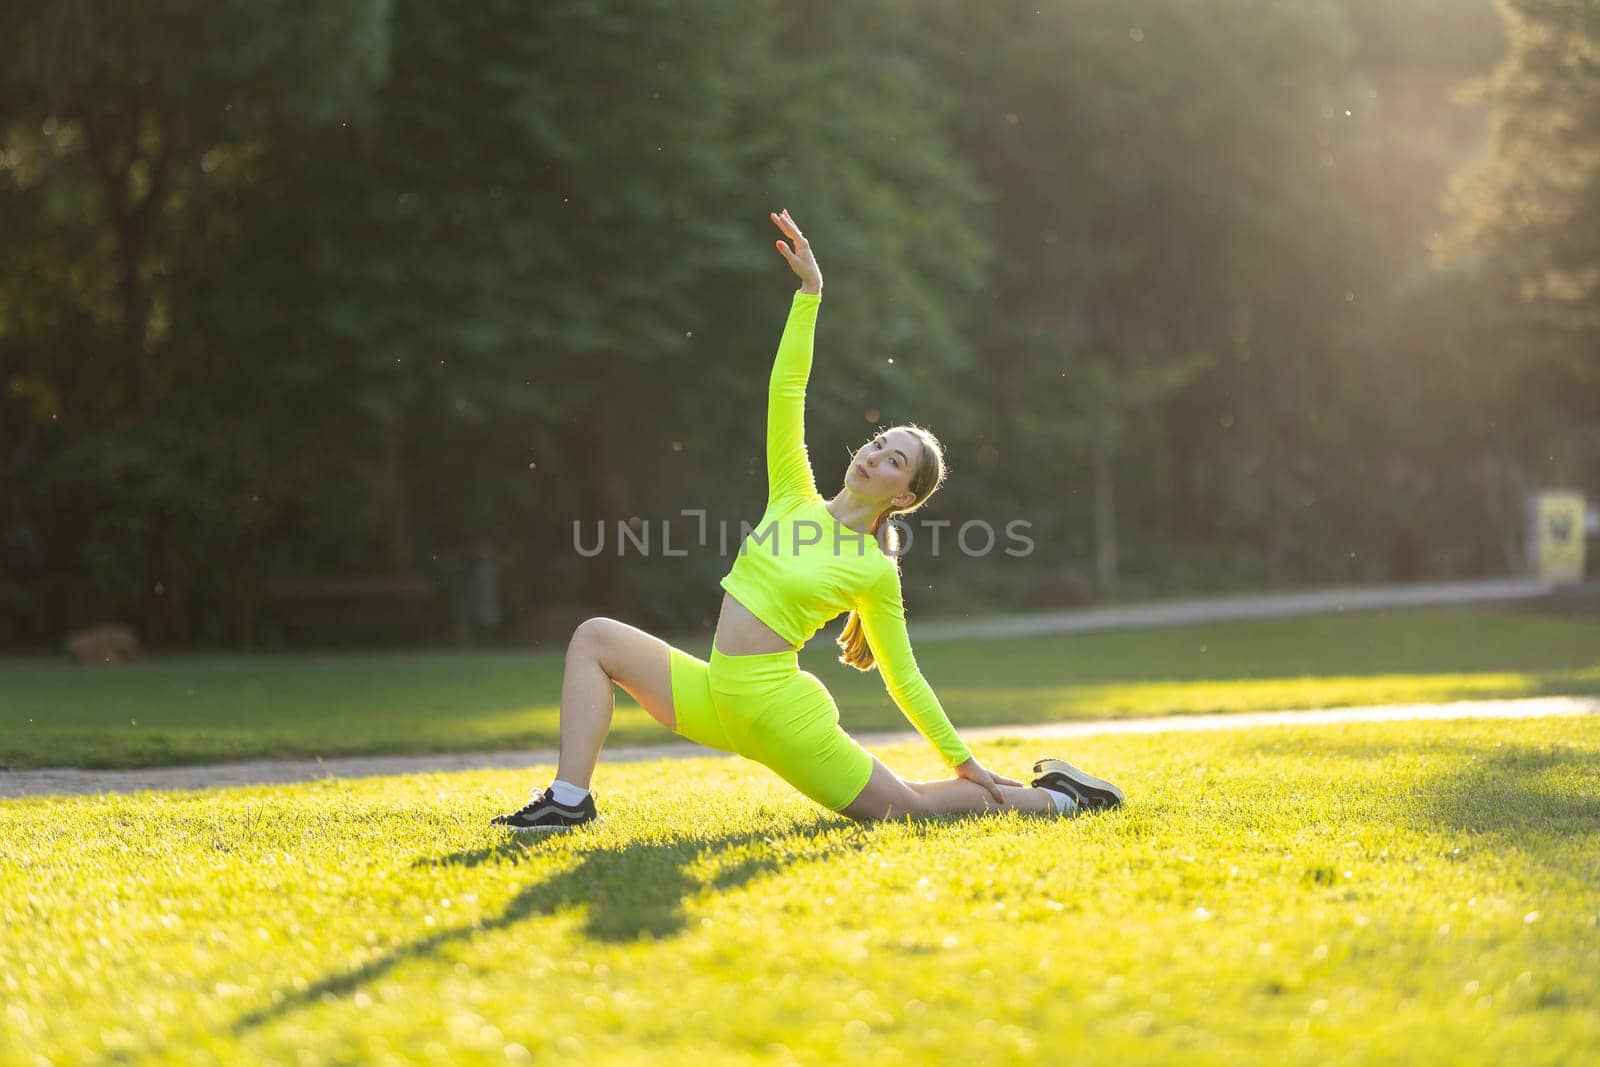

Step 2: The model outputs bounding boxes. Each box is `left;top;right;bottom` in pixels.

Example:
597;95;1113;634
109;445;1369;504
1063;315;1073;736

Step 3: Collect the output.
2;716;1596;1065
2;606;1598;769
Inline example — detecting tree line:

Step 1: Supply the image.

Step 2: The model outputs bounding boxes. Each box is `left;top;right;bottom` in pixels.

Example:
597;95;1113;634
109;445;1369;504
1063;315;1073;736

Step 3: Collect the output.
1;0;1593;648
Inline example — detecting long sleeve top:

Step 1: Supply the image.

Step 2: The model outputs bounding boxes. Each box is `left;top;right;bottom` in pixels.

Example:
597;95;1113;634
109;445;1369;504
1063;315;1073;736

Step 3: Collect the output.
718;290;973;767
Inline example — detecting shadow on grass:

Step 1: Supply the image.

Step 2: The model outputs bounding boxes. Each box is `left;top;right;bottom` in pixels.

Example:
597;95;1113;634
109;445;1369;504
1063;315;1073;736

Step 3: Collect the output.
1304;733;1600;857
1421;742;1600;840
230;818;862;1036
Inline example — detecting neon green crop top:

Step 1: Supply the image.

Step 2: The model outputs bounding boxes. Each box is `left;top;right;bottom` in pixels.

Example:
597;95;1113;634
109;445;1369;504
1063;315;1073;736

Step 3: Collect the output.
719;290;973;768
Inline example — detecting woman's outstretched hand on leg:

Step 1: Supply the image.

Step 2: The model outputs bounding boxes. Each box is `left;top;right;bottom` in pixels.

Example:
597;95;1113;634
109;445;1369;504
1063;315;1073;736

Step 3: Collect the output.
954;757;1022;806
771;209;822;294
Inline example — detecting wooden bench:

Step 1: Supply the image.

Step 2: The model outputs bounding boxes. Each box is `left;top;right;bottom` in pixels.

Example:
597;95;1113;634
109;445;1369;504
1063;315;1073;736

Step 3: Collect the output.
262;575;439;645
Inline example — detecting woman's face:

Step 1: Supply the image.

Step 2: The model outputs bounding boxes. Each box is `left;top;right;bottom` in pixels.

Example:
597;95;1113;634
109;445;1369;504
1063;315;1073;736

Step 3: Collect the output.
844;428;920;509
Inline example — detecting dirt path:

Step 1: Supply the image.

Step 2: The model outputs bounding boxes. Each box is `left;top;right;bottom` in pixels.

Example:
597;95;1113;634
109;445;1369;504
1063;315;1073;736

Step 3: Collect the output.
4;696;1595;800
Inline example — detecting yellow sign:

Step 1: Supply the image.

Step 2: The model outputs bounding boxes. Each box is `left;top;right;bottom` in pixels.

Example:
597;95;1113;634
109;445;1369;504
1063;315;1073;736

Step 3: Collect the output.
1535;490;1587;583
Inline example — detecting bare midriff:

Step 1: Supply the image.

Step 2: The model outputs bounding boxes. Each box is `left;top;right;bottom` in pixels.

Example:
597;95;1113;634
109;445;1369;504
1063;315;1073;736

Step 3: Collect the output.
713;592;798;656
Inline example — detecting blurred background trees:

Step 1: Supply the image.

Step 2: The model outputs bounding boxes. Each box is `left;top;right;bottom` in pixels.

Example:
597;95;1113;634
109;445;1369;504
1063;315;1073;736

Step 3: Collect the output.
1;0;1592;648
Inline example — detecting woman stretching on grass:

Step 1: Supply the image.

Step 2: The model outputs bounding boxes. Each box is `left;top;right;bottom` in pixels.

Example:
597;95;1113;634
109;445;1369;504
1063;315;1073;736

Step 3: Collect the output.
493;209;1124;831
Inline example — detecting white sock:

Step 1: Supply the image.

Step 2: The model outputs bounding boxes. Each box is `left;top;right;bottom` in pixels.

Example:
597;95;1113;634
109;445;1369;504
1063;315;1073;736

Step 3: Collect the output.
1042;787;1078;814
548;779;590;806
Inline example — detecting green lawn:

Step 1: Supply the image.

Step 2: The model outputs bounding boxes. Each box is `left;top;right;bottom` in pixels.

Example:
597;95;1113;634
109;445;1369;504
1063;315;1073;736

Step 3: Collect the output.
2;606;1597;769
2;716;1597;1065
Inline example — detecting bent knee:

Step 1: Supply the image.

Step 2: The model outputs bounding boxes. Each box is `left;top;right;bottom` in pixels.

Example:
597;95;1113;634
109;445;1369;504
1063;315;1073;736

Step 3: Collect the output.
894;791;933;819
568;616;619;660
843;782;928;822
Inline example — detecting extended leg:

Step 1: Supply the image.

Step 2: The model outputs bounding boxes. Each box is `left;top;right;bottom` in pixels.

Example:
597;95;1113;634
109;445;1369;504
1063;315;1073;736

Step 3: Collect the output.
840;758;1057;821
905;776;1057;815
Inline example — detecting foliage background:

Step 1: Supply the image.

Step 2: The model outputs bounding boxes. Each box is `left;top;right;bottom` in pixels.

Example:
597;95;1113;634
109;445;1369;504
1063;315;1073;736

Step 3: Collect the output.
2;0;1594;648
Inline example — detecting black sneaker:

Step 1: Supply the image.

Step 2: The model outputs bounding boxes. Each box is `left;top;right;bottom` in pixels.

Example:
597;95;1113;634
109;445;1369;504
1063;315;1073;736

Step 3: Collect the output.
490;788;598;832
1031;758;1125;811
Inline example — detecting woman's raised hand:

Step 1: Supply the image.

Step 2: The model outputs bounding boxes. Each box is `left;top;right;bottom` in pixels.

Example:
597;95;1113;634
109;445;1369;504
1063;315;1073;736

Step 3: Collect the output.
771;209;822;294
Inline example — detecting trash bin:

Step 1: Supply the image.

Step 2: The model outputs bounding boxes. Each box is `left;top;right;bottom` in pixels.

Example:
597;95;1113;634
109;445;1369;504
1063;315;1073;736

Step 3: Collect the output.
471;544;501;629
453;543;502;646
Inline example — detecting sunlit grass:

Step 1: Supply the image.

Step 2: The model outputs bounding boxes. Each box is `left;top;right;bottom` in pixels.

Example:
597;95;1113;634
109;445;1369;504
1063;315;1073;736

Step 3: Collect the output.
2;716;1597;1064
944;667;1600;722
1;606;1597;769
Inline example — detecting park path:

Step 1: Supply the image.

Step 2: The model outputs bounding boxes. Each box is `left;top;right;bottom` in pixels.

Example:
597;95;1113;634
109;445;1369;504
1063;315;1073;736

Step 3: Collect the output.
909;577;1558;641
3;695;1595;800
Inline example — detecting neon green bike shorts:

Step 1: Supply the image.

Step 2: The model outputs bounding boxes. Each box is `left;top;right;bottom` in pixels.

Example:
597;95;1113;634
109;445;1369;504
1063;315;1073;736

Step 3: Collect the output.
668;643;876;812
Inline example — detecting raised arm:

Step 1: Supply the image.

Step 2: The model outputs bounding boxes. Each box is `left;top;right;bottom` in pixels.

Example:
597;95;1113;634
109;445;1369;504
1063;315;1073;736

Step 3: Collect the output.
855;565;974;768
766;209;824;506
766;290;822;505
